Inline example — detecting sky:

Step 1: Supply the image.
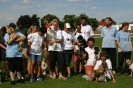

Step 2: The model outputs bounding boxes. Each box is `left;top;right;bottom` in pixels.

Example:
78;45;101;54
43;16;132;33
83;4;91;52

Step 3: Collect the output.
0;0;133;27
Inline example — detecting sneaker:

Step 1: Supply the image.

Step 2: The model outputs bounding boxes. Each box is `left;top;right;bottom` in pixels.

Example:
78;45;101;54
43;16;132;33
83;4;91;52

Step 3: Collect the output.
125;72;129;76
113;71;116;74
67;74;71;79
17;79;24;83
37;76;43;81
82;75;88;79
5;75;10;78
58;75;67;80
11;80;16;85
30;77;35;82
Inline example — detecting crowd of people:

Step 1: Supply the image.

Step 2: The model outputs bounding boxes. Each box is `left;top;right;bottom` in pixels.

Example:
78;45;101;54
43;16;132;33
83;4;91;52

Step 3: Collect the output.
0;16;133;85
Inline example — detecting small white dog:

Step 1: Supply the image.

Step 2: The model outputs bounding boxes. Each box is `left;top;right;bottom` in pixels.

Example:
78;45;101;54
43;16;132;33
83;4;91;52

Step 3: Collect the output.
41;59;48;75
126;59;133;76
46;26;58;49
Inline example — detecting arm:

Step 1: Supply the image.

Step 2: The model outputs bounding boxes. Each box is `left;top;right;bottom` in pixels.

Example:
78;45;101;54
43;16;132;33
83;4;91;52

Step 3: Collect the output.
27;41;31;55
129;41;133;52
0;44;6;50
15;36;26;42
109;69;116;82
116;40;124;52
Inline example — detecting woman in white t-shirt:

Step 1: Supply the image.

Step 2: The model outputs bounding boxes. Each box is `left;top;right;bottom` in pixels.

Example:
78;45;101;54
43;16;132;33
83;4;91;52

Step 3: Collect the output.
46;19;66;80
28;27;47;82
62;23;75;79
27;25;37;77
73;24;85;75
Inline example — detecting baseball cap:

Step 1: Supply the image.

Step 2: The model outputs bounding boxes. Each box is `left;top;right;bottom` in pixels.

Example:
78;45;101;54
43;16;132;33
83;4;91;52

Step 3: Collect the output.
9;23;16;28
65;23;71;28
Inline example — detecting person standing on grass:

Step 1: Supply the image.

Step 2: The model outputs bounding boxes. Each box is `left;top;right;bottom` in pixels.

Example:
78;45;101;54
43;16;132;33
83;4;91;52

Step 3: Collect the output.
16;21;28;77
27;25;37;78
0;27;6;72
80;16;94;41
73;24;85;75
0;26;9;78
4;23;26;85
101;17;117;74
62;23;75;79
28;27;47;82
46;19;66;80
115;22;133;76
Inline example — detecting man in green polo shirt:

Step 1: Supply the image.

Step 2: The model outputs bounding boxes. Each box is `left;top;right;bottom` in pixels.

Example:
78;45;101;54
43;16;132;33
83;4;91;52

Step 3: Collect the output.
16;21;28;75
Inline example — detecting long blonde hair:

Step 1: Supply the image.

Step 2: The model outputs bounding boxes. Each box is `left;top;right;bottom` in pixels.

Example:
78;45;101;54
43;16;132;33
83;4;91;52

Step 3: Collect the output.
27;25;37;34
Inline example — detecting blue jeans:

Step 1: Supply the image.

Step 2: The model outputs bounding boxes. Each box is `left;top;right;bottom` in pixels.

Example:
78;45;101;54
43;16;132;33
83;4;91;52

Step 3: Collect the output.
30;54;42;62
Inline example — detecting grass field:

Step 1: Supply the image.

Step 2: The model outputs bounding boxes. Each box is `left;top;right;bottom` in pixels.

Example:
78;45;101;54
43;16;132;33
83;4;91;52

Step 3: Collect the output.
1;38;133;88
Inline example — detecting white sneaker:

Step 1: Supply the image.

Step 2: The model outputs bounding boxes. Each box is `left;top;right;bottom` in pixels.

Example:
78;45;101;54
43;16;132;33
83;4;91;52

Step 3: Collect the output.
113;71;116;74
82;75;88;79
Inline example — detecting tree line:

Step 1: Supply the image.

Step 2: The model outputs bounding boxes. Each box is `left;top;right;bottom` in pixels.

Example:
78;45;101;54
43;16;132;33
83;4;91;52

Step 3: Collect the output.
17;13;116;31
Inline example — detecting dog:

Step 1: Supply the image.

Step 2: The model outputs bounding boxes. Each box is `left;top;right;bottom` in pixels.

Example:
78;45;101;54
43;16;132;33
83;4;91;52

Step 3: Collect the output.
126;59;133;76
89;61;107;82
6;28;24;51
93;47;101;65
41;59;48;76
46;26;57;49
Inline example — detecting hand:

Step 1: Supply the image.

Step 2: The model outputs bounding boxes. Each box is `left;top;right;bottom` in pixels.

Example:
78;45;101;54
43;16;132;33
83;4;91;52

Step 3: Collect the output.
77;42;82;46
120;48;124;53
112;79;116;83
12;34;19;41
131;48;133;52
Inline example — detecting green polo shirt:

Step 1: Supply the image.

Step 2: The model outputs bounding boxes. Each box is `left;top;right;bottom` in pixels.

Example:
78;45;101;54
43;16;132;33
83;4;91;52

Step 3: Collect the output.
16;27;28;48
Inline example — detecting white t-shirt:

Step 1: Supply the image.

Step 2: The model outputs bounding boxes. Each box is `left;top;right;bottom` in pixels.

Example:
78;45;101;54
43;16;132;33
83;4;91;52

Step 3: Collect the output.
28;32;45;55
74;32;85;50
94;59;112;73
47;29;62;51
81;25;94;41
27;33;33;40
62;31;75;50
85;47;95;66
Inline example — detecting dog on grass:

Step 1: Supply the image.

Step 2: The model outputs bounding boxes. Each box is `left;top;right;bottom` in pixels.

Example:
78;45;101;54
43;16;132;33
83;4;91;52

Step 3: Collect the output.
41;59;48;76
6;28;23;51
89;61;107;82
126;59;133;76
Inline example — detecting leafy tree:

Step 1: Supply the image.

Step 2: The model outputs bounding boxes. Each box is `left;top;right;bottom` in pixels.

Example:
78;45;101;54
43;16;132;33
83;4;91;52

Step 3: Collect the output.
17;15;31;28
41;14;60;27
63;15;76;31
89;18;98;31
31;14;40;28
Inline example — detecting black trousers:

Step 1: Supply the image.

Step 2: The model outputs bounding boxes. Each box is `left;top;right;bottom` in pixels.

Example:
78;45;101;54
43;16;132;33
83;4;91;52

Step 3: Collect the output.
102;48;116;71
49;51;64;73
117;51;131;73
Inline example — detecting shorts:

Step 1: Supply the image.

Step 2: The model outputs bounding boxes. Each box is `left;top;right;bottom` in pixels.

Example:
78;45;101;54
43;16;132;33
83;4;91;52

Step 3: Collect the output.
7;57;22;72
22;48;28;60
30;54;42;62
84;65;94;74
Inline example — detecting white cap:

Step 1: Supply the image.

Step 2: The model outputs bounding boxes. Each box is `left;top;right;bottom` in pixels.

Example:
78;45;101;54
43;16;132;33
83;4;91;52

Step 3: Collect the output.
65;23;71;28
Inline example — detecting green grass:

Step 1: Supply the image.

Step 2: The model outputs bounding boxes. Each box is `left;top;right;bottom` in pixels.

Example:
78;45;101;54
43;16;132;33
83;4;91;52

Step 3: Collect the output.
1;38;133;88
